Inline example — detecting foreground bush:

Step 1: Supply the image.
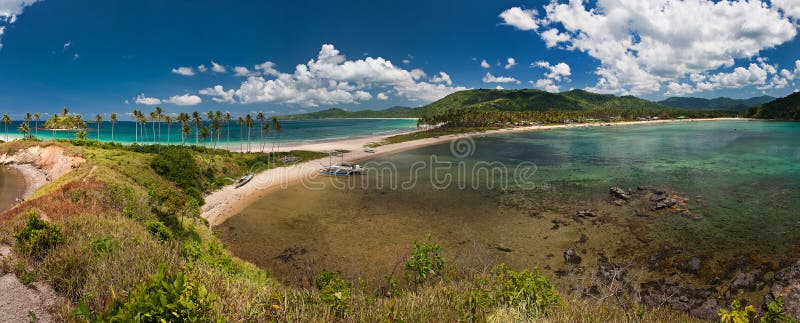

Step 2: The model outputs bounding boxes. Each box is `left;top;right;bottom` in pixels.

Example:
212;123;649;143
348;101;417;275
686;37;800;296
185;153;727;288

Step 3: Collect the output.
15;211;64;258
315;271;352;317
76;264;223;322
466;264;562;321
405;238;446;285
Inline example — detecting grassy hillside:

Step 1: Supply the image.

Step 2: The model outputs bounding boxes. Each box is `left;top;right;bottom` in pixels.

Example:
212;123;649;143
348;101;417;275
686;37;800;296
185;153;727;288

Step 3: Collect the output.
748;92;800;120
659;95;775;110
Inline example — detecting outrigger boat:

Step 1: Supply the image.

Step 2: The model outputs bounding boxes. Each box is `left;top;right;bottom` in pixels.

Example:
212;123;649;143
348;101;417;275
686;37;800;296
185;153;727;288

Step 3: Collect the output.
234;174;254;188
320;161;365;177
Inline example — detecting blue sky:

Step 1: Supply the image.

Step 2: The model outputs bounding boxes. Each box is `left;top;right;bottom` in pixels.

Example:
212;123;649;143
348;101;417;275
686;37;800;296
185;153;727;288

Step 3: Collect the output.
0;0;799;119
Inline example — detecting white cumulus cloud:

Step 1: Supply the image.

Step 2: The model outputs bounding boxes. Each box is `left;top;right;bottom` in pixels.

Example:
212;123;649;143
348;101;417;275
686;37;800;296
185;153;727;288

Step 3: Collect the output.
482;72;519;84
531;79;559;93
0;0;41;49
480;59;490;69
200;44;466;106
503;0;799;96
199;85;236;103
377;92;389;100
135;94;161;105
171;66;195;76
534;61;571;81
499;7;539;31
211;61;226;73
165;94;202;106
504;57;517;69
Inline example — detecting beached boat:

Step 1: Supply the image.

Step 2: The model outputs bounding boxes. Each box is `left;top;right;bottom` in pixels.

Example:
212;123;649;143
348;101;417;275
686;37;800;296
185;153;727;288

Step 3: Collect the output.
235;174;254;188
364;148;375;153
320;162;365;177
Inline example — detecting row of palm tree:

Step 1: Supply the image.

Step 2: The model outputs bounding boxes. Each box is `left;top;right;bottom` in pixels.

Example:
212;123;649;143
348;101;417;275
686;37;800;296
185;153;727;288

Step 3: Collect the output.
2;108;284;156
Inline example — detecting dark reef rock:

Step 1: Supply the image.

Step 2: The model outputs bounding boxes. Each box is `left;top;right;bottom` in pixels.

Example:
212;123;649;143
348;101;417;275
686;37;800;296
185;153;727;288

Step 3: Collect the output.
610;187;632;200
651;198;678;210
730;271;759;291
575;210;597;218
564;248;582;265
764;260;800;319
597;257;626;282
640;279;719;320
678;256;703;275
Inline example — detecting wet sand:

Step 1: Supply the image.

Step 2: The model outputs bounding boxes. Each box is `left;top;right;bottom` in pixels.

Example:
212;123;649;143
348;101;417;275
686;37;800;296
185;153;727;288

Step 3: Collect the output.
0;167;26;213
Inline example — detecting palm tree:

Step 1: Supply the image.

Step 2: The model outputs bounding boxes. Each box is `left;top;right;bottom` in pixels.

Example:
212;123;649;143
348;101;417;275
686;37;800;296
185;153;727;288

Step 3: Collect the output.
181;123;191;146
2;114;11;142
271;117;282;156
261;123;270;154
33;113;40;137
224;112;232;146
110;113;118;143
214;111;222;147
149;111;157;145
19;121;30;139
95;114;103;141
155;106;163;144
245;114;253;152
237;116;244;152
62;107;69;116
200;126;210;148
192;112;201;146
256;112;265;153
164;115;173;145
177;113;189;145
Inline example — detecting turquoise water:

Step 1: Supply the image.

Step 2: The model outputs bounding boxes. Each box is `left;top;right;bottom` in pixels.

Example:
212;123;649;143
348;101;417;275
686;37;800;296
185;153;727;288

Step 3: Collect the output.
0;118;418;147
221;120;800;287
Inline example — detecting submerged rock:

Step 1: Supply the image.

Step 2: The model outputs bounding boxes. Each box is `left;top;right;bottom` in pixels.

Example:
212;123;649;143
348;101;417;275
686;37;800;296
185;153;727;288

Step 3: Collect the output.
610;187;632;200
651;198;678;210
563;248;582;265
765;260;800;319
678;256;703;275
640;279;718;319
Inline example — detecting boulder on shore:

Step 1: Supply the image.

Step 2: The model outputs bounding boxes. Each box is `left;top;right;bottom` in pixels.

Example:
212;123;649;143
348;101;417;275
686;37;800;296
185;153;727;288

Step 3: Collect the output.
610;187;632;200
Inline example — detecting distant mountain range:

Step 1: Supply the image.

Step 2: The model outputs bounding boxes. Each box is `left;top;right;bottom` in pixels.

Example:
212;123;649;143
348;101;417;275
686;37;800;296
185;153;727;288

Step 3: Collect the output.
659;95;775;110
278;89;795;120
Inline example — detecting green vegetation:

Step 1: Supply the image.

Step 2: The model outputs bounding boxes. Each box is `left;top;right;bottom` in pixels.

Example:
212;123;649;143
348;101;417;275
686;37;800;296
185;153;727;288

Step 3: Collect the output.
315;271;353;316
466;264;562;321
404;238;447;285
279;106;417;119
748;91;800;120
14;211;64;258
75;265;220;322
660;95;774;110
43;114;87;130
718;298;795;323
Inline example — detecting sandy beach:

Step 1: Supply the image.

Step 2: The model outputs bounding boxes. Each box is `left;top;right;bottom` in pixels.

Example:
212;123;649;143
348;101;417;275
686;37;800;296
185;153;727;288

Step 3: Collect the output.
201;117;749;226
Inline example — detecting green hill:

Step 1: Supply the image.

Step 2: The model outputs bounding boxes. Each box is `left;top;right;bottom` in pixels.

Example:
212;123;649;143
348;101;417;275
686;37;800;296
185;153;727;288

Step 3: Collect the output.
748;92;800;120
279;106;417;119
659;95;775;110
279;89;738;120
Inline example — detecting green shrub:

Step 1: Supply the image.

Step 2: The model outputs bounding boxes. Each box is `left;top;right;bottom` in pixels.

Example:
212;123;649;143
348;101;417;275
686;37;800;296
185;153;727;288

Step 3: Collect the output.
150;146;204;204
315;271;352;317
491;264;561;316
78;264;222;322
718;297;795;323
404;238;446;284
15;212;64;258
144;220;173;242
90;236;117;257
464;264;562;321
181;241;203;260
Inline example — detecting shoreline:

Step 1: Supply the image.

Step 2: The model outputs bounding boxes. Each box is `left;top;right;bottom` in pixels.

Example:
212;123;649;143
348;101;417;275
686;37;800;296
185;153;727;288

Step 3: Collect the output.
8;164;48;199
201;117;750;226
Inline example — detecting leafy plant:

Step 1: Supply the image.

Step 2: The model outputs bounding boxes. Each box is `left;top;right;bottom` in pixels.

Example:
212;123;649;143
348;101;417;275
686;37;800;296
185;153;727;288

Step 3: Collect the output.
144;220;173;242
404;238;446;284
150;146;204;204
15;211;64;258
719;297;797;323
463;264;562;321
315;271;352;317
90;236;117;257
77;264;223;322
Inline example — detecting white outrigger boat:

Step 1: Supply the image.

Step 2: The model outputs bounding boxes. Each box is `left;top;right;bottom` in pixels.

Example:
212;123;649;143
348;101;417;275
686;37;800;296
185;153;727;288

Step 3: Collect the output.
320;161;365;177
234;174;254;188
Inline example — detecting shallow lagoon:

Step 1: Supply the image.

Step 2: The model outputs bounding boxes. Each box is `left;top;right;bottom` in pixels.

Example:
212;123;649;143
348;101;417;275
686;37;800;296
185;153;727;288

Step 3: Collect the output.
220;120;800;297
